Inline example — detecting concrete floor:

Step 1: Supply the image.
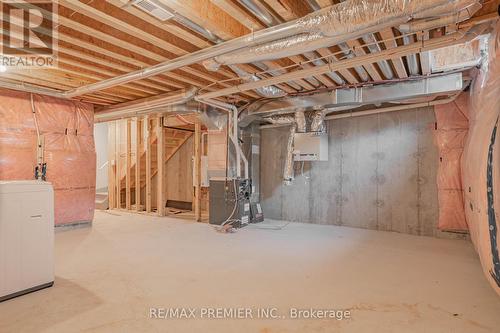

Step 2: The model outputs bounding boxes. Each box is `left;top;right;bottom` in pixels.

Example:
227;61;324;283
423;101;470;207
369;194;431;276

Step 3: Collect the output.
1;211;499;333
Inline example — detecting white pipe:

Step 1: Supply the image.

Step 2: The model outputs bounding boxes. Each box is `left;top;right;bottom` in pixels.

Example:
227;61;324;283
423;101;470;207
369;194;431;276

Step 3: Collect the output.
94;87;197;122
198;25;486;100
0;80;66;99
30;93;44;179
63;0;466;97
201;132;208;156
203;0;476;69
62;5;340;98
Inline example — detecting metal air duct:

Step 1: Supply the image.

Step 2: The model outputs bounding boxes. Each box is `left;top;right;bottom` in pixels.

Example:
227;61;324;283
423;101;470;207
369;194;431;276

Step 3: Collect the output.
60;0;472;97
94;87;197;122
245;72;463;117
202;0;478;70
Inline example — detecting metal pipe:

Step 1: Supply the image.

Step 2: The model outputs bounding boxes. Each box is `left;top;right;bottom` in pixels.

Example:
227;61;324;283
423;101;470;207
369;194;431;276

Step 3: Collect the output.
245;72;463;116
399;2;481;33
204;0;476;69
194;97;248;179
403;35;420;76
228;64;287;98
94;87;197;122
63;6;328;98
283;124;296;185
361;34;394;79
238;0;281;26
338;43;370;82
197;26;484;100
303;52;345;85
64;0;464;98
0;80;67;99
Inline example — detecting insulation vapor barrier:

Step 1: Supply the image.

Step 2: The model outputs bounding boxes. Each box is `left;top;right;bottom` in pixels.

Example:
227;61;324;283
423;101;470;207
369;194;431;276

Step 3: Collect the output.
434;93;470;232
461;22;500;296
0;90;96;226
203;0;479;69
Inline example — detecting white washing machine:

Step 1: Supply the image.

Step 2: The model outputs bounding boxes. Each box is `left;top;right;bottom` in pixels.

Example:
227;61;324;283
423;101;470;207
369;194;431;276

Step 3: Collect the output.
0;180;54;302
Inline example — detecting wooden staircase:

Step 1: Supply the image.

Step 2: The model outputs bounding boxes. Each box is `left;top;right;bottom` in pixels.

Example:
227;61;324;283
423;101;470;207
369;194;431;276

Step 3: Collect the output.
118;127;193;206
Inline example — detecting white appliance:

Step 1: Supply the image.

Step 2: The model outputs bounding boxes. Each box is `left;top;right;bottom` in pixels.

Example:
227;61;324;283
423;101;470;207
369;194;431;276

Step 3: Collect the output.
293;132;329;161
0;181;54;302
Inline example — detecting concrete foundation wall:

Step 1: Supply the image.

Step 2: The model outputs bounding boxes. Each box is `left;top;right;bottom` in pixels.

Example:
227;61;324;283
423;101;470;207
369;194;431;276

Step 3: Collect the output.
261;107;445;237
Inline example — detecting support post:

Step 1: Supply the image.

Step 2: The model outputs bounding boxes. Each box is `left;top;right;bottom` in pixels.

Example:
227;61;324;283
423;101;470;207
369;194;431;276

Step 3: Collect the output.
145;116;152;213
157;116;166;216
126;119;132;210
107;121;116;209
135;117;142;211
115;121;121;209
194;122;202;222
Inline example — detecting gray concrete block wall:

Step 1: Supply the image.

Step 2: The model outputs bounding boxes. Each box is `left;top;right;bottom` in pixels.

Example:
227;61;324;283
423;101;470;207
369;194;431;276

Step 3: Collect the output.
260;107;445;237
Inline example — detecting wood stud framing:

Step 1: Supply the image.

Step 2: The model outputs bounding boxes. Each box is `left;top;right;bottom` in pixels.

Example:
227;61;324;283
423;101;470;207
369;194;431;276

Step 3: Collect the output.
135;117;142;211
107;122;116;209
107;116;208;221
0;0;491;105
126;119;132;210
194;122;202;222
156;117;166;217
145;117;152;213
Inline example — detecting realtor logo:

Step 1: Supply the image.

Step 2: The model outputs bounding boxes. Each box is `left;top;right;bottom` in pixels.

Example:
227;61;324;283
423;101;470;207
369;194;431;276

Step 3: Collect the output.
1;0;58;68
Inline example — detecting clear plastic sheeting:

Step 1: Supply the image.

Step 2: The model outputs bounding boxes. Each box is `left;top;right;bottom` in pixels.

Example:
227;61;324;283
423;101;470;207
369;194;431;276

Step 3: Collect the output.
0;89;95;226
227;65;286;98
461;22;500;296
203;0;477;68
434;93;469;231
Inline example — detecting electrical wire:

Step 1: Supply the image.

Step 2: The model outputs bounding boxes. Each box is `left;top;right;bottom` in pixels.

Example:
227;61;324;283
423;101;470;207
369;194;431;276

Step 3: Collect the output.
301;161;310;183
213;180;241;232
30;93;44;180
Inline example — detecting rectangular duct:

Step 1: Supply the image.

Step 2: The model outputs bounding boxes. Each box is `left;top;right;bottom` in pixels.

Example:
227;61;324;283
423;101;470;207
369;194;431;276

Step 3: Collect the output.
248;72;463;116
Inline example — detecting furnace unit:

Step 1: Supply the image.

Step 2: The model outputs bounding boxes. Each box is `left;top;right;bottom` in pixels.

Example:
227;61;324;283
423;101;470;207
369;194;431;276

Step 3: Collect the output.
209;178;263;227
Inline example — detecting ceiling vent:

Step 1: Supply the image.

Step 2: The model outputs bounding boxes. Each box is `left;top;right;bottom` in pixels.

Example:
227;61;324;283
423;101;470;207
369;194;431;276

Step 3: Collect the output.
133;0;174;21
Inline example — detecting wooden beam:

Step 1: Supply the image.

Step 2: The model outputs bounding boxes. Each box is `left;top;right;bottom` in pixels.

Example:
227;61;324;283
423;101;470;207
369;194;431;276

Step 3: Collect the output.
317;48;359;84
108;121;116;209
378;29;409;79
135;117;142;211
126;119;132;210
156;116;166;216
418;31;431;75
197;28;477;99
115;121;121;209
344;39;383;81
145;116;152;213
194;123;202;222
